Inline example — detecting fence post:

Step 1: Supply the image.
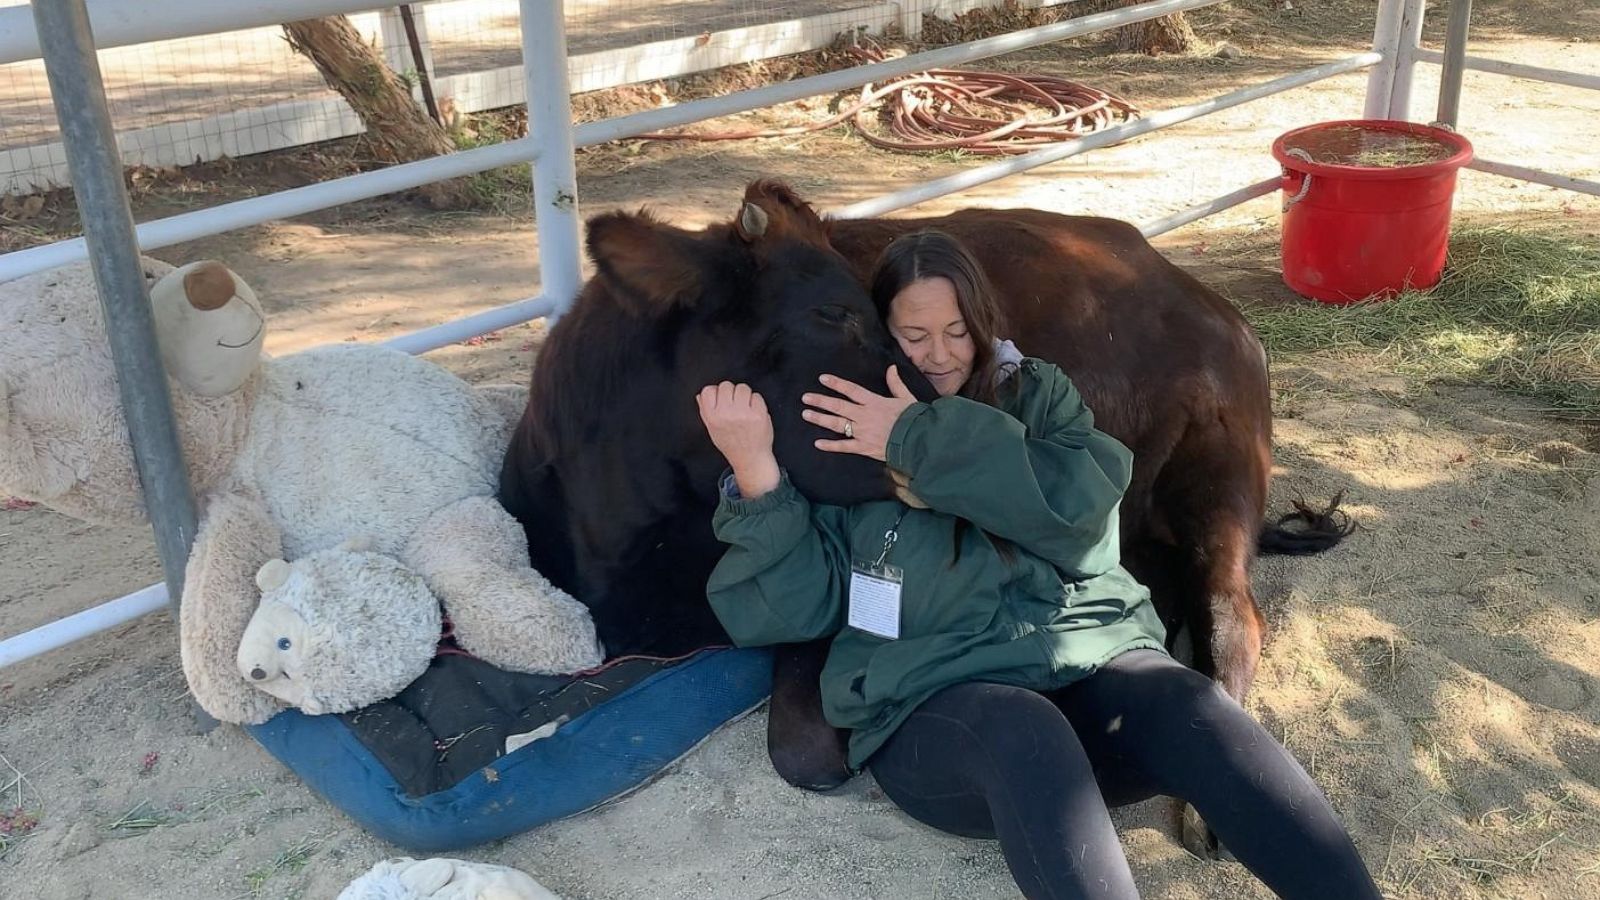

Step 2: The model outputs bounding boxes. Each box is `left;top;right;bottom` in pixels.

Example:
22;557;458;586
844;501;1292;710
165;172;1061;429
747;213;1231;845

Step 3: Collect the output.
1434;0;1473;128
520;0;583;319
380;5;436;104
1384;0;1427;121
30;2;201;632
380;5;435;78
898;0;930;40
1364;0;1406;118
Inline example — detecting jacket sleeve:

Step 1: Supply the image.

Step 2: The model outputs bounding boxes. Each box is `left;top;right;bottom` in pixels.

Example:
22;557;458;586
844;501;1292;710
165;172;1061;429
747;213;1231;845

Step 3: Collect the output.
706;472;852;646
885;362;1132;579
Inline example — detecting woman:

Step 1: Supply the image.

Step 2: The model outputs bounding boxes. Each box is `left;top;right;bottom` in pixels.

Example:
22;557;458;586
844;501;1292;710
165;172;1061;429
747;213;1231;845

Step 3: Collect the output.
695;231;1379;899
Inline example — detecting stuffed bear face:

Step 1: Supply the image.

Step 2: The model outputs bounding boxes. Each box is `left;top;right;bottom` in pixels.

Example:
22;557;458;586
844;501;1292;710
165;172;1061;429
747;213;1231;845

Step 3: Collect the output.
239;549;442;716
236;576;320;711
0;258;258;524
150;260;266;397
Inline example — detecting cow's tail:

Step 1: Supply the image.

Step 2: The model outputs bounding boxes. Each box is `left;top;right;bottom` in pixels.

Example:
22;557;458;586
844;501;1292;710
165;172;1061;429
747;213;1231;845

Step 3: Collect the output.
1258;489;1355;555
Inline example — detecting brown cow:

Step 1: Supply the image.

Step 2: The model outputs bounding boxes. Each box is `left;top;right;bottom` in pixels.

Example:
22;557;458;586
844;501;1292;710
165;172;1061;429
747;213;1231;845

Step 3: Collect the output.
499;180;1344;799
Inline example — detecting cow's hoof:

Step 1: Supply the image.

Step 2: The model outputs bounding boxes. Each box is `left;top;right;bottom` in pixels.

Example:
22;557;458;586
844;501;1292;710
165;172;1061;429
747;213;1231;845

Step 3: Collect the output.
1180;802;1237;863
770;751;853;793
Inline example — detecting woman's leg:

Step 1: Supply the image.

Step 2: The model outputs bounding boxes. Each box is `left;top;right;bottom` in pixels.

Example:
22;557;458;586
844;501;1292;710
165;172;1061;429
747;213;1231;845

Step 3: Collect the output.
1048;650;1381;900
868;681;1140;900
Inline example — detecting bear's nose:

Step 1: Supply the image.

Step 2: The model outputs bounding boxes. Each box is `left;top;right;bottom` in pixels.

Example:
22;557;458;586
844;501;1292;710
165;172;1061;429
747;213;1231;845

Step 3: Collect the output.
250;666;267;680
184;261;236;311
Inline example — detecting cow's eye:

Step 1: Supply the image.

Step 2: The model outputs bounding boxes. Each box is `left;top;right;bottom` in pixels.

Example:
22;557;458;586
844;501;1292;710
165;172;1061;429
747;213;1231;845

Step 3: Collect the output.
277;637;292;651
813;305;856;325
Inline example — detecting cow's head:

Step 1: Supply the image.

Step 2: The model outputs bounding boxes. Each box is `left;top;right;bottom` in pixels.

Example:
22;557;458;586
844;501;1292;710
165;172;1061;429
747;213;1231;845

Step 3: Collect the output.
583;180;936;505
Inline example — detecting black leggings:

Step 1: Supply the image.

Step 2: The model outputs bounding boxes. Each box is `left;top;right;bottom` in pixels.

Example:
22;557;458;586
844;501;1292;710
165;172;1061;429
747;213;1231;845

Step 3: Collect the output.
867;650;1380;900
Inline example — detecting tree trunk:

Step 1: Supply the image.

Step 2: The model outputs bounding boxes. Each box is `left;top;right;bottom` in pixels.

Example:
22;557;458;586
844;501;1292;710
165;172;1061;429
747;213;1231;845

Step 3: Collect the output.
283;16;474;208
1114;11;1200;55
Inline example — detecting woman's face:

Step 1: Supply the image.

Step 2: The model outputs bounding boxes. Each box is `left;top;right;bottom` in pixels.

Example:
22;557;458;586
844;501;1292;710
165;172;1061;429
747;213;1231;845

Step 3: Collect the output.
887;276;974;398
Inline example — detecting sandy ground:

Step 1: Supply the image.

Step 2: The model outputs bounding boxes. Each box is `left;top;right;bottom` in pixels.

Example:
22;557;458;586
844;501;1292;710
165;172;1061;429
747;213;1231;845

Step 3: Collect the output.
4;2;1600;898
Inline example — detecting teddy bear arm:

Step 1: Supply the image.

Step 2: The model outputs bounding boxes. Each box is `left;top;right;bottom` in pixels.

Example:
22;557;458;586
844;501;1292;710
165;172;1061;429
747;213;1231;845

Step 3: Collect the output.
402;496;602;675
473;383;529;432
180;491;289;725
0;377;76;503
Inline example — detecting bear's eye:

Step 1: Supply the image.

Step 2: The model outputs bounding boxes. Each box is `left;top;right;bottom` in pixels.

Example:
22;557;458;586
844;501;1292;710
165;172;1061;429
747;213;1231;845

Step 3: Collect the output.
276;637;292;651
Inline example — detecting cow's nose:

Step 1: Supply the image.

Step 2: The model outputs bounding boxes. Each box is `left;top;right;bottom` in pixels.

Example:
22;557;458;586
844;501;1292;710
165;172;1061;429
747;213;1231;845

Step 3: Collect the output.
249;666;267;680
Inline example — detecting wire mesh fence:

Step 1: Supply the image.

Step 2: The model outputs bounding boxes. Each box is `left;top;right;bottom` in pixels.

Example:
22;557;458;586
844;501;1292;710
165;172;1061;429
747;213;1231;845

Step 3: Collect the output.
0;1;376;194
0;0;1078;196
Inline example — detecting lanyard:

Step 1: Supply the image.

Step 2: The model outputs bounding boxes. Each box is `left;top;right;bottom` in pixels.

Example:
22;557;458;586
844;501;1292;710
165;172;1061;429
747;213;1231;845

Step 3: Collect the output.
871;506;910;569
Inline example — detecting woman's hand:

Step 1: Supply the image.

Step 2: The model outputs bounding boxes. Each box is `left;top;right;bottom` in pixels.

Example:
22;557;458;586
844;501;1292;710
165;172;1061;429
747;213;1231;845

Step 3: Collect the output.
803;366;919;462
697;381;781;498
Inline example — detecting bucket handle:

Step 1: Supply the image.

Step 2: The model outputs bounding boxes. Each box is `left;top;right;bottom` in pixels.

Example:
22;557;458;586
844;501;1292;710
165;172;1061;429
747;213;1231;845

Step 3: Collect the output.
1281;148;1313;211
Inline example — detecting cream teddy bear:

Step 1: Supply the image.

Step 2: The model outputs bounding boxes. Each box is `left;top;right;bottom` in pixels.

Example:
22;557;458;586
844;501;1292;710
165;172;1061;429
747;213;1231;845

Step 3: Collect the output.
0;258;602;723
239;536;443;716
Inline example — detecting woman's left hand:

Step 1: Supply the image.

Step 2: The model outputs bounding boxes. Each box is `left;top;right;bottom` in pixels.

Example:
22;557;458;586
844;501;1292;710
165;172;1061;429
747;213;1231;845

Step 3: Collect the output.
802;366;919;461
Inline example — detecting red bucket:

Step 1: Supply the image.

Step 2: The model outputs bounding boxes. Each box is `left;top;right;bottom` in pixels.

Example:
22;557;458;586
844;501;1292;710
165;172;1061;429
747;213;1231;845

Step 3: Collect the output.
1273;120;1473;304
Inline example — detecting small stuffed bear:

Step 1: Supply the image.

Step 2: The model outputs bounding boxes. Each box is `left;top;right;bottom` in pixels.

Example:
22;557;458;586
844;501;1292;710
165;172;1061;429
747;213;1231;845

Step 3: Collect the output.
338;856;562;900
0;257;602;724
239;536;442;716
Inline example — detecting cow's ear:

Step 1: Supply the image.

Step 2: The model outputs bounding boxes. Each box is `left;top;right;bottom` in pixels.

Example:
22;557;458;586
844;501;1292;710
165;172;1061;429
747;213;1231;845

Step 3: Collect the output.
585;209;707;310
733;179;832;251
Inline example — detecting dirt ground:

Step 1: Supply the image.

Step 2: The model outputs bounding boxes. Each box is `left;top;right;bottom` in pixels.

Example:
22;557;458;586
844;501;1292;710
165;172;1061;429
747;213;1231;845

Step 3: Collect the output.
3;2;1600;898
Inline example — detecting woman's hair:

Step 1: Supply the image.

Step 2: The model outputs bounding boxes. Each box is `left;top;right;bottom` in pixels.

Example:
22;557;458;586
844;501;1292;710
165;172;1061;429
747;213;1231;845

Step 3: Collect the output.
869;230;1008;407
871;231;1015;565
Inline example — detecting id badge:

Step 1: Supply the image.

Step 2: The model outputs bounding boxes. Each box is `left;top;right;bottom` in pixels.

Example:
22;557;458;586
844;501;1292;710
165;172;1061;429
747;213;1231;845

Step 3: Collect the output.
849;561;903;640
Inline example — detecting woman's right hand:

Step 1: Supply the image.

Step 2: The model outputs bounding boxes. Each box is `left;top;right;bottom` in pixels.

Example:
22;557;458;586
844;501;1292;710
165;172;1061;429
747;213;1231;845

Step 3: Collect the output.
697;381;781;498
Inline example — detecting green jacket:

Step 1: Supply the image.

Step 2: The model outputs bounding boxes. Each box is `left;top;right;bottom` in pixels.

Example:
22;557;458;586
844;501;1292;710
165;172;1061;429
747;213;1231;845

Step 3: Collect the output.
707;359;1168;770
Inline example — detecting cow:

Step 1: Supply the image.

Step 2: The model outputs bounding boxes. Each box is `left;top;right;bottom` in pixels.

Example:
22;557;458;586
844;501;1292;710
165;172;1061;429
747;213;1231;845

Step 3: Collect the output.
498;179;1345;796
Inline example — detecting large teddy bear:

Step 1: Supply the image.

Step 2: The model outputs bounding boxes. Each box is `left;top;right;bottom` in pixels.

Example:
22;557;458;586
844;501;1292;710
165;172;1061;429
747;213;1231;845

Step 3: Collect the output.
0;257;602;723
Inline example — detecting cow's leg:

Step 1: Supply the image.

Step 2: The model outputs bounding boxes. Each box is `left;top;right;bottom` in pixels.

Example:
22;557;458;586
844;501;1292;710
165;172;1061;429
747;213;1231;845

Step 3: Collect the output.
1177;512;1266;861
1118;538;1189;660
578;555;732;658
767;640;852;791
572;504;732;658
1143;511;1263;863
497;457;581;597
1150;400;1271;701
1151;413;1272;861
1124;530;1264;697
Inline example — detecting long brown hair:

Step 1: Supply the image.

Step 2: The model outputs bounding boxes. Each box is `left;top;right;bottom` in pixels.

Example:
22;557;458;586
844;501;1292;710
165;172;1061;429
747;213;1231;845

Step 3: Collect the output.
869;230;1008;407
871;230;1015;565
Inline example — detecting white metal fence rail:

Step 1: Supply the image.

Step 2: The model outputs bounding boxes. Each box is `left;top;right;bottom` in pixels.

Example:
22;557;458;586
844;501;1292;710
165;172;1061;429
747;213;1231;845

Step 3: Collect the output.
0;0;1225;283
2;0;1592;669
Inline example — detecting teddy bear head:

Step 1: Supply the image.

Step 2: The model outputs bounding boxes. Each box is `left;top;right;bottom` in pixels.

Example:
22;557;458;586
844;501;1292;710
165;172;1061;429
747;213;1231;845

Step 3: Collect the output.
0;258;264;525
238;538;443;716
150;258;266;397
